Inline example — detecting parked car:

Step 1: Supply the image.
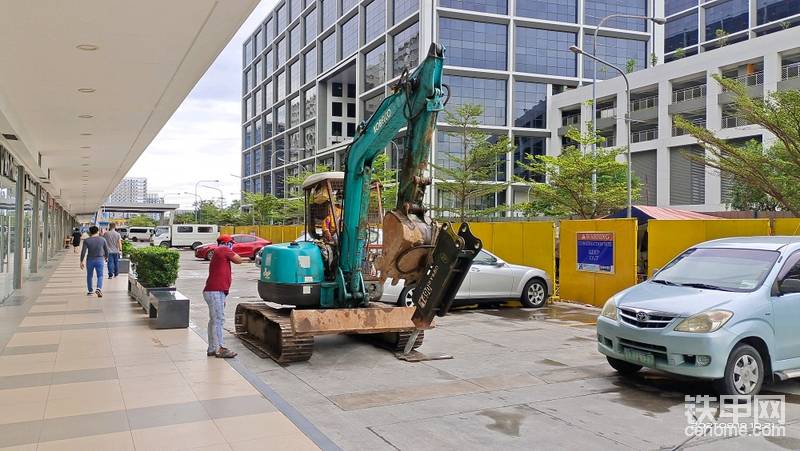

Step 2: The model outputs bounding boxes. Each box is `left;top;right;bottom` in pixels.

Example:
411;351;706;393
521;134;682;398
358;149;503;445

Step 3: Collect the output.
194;234;271;260
127;227;154;242
151;224;218;249
597;236;800;396
116;227;129;239
382;249;552;308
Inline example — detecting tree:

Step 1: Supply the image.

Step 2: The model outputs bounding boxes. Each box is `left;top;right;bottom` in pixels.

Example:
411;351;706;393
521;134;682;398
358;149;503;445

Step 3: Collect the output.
371;152;397;213
626;58;636;74
127;215;156;227
515;126;640;219
432;104;510;222
727;176;779;212
244;192;291;224
673;75;800;215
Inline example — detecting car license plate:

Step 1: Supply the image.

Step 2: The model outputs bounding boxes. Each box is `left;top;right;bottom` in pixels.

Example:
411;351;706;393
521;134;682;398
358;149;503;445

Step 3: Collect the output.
624;348;654;367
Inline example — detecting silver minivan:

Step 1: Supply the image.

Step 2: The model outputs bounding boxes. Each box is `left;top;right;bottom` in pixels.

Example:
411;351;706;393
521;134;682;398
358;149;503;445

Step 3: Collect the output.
597;236;800;395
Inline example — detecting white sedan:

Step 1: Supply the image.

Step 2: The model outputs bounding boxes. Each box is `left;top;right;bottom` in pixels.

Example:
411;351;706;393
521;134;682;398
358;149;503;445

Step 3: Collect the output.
382;249;553;308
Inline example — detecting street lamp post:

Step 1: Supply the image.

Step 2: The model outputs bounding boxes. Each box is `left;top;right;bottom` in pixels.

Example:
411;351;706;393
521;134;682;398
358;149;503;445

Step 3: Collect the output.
201;185;225;208
194;180;219;222
589;14;665;192
570;45;633;218
184;192;202;222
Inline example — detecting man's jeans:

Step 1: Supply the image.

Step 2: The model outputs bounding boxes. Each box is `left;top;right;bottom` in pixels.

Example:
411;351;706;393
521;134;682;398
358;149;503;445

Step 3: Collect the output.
107;252;120;277
203;291;226;353
86;257;104;292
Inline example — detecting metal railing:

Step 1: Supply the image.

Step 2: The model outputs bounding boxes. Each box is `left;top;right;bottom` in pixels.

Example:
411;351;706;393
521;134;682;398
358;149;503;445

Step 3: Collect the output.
562;114;580;127
723;71;764;90
597;107;616;119
672;118;706;136
597;136;616;147
672;84;707;103
630;95;658;112
782;61;800;80
722;115;751;128
631;128;658;143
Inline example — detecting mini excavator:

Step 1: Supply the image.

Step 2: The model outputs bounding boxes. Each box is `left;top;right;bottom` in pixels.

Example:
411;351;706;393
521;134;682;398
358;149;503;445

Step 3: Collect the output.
234;43;482;363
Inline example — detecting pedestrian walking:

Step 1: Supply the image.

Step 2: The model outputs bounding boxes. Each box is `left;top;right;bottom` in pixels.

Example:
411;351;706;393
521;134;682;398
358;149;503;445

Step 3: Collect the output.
71;227;81;253
103;222;122;279
203;234;242;358
80;225;109;297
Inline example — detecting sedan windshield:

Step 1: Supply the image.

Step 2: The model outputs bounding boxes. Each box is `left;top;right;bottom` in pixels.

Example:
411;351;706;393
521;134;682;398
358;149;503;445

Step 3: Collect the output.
653;248;779;292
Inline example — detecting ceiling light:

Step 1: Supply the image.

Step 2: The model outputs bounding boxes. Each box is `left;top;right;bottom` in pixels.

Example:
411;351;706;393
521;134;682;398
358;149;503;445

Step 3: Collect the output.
80;147;91;150
80;133;92;136
77;88;95;93
78;114;94;119
76;44;99;51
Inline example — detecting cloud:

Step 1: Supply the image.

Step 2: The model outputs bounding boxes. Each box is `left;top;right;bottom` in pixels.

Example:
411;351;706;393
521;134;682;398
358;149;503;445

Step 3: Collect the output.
126;0;277;209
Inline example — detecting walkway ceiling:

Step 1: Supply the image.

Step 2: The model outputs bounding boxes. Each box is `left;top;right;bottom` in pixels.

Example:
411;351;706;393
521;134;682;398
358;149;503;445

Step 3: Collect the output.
0;0;259;214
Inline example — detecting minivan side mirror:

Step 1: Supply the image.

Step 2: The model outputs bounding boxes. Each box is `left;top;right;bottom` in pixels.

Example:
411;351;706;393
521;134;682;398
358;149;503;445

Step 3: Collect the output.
779;278;800;295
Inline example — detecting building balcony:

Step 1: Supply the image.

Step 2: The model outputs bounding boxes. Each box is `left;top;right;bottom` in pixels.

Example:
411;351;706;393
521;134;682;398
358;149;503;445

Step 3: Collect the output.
719;71;763;105
779;62;800;91
631;128;658;143
595;106;616;130
630;95;658;122
722;115;752;128
558;114;581;136
672;118;706;136
668;84;707;115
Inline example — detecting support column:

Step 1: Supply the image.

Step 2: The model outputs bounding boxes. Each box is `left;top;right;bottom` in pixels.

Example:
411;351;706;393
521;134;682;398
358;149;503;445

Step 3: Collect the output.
43;194;49;262
30;184;40;273
13;165;24;290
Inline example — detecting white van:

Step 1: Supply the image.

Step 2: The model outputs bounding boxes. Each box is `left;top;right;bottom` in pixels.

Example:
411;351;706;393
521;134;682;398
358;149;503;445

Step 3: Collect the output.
127;227;154;242
151;224;218;250
116;227;129;239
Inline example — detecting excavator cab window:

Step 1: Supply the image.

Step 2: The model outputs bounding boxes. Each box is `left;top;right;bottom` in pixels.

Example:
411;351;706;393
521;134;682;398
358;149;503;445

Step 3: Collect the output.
304;177;344;243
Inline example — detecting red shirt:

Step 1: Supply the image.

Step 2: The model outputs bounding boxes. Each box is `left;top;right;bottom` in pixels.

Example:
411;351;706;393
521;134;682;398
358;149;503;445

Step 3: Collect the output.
204;245;236;294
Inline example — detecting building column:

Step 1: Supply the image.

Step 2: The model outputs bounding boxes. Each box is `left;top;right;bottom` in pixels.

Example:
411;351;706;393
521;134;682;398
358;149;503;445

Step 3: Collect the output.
705;68;722;208
43;193;50;262
656;80;672;206
13;165;24;290
30;184;40;273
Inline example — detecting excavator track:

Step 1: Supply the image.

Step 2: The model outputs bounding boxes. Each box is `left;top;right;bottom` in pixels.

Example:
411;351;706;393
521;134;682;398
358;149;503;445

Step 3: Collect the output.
234;303;314;364
358;329;424;352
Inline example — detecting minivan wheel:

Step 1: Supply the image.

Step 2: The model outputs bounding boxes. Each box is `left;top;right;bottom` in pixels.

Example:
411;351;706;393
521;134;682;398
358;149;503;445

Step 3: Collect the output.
132;237;138;242
191;241;202;250
520;278;548;308
714;344;764;396
398;287;415;308
607;356;642;375
159;241;171;248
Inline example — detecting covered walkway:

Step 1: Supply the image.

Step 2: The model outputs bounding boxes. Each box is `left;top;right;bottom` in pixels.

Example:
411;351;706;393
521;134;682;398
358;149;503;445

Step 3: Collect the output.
0;251;318;450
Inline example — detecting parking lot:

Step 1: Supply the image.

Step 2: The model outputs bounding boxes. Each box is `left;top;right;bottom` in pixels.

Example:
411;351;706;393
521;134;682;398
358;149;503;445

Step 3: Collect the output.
173;249;800;450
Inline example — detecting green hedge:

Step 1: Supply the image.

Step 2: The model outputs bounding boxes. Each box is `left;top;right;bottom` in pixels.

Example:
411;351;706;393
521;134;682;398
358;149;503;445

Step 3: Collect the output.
130;246;179;288
121;240;135;258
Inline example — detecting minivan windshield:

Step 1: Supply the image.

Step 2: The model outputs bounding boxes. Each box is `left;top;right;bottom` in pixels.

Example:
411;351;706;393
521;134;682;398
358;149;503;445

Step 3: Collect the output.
154;227;169;237
653;248;779;292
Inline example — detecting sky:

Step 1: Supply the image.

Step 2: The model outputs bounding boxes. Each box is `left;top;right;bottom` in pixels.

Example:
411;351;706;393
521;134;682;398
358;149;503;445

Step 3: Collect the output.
126;0;276;210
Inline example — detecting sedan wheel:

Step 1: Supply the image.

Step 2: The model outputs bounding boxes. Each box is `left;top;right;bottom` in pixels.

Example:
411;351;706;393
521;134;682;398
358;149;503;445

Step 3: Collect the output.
521;278;547;308
206;250;214;261
398;287;415;308
714;344;764;396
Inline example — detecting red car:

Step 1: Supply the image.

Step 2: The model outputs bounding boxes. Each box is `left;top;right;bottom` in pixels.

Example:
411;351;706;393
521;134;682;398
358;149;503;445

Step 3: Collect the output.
194;234;271;261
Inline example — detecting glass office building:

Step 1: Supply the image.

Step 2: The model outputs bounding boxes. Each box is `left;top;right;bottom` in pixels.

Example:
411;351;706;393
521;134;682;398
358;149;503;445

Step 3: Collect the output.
241;0;660;214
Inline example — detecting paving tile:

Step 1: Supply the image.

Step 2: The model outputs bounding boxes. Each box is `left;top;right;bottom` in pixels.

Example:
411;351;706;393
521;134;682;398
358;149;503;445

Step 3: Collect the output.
130;419;228;451
38;410;130;443
0;420;42;448
35;431;135;451
0;386;50;406
0;401;46;424
50;367;118;385
0;344;59;356
328;379;484;411
25;309;102;317
229;434;319;451
200;395;275;419
213;412;300;443
127;400;210;430
0;372;53;390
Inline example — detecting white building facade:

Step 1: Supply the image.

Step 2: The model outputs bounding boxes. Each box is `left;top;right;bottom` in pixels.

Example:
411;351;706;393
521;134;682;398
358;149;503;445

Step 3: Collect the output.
107;177;148;204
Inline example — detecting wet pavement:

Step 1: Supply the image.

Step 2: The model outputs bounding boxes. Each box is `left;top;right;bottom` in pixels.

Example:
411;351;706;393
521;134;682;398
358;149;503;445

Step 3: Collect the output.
172;249;800;450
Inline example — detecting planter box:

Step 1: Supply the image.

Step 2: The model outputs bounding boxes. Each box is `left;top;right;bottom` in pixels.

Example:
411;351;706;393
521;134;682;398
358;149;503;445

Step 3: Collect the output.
128;274;175;313
119;258;130;274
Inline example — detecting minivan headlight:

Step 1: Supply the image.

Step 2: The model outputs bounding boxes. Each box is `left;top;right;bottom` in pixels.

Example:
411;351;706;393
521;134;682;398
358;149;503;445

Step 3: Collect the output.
600;298;618;320
675;310;733;333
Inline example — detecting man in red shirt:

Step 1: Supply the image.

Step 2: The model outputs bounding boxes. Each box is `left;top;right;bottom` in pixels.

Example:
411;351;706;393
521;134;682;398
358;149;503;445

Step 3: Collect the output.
203;235;243;358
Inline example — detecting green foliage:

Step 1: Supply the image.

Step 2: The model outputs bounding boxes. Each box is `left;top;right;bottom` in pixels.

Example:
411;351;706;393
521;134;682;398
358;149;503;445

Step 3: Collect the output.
674;48;686;59
126;215;157;227
172;212;197;224
121;240;135;258
727;176;779;212
371;152;397;212
673;74;800;216
650;52;658;67
130;246;179;288
432;104;510;222
515;126;640;219
625;58;636;74
715;28;729;47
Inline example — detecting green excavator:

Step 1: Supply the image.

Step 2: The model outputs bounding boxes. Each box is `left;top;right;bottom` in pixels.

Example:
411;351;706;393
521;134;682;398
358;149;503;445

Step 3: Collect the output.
234;43;482;363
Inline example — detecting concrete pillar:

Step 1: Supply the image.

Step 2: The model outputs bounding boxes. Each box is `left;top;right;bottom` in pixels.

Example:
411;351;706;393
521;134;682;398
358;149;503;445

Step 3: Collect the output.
30;184;39;273
657;80;671;206
43;193;49;262
13;165;23;290
705;68;722;207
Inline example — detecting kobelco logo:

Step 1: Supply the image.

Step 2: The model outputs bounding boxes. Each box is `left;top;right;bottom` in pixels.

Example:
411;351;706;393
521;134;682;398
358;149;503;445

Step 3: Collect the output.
372;107;392;133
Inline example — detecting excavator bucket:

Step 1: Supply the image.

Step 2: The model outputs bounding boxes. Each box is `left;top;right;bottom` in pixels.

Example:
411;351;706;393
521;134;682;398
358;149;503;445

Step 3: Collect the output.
379;210;435;287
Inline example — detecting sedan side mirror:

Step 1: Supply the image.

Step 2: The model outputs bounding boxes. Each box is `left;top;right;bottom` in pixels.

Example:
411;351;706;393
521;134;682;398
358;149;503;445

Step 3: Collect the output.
779;278;800;295
494;259;505;267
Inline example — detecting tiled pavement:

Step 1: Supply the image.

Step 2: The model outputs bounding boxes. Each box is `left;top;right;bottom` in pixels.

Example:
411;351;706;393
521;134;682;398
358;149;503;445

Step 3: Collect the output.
0;251;320;450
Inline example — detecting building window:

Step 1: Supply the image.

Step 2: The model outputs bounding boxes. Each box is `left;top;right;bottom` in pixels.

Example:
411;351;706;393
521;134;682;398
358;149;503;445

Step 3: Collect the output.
304;86;317;120
332;121;343;136
513;136;544;182
393;22;419;76
305;126;317;155
347;83;356;97
265;112;273;138
515;27;576;77
254;146;262;172
290;0;302;22
243;69;252;94
305;9;317;44
366;0;386;42
757;0;800;24
439;18;507;70
365;92;385;118
244;151;252;176
440;0;507;14
277;4;287;31
632;150;657;206
305;47;317;82
342;14;359;59
670;146;705;205
265;81;274;108
265;50;274;78
274;137;285;168
255;29;264;55
322;0;336;30
255;88;263;113
275;169;285;197
347;123;356;137
332;82;343;96
394;0;419;24
365;44;386;90
255;59;263;83
513;82;546;128
583;35;646;79
343;0;358;13
705;0;749;38
584;0;648;32
277;71;286;99
290;25;302;57
245;97;252;121
332;102;343;116
244;125;253;150
276;104;287;133
516;0;576;23
290;97;301;127
266;18;275;44
347;103;356;118
277;38;286;66
437;132;505;181
665;12;699;52
443;75;506;125
322;33;336;72
666;0;697;17
244;39;254;65
254;177;262;194
290;60;301;93
263;143;273;170
289;131;302;162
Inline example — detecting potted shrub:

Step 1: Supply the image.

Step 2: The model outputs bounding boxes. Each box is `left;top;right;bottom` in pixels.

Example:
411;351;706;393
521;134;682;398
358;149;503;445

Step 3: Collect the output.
119;239;134;274
128;246;180;310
